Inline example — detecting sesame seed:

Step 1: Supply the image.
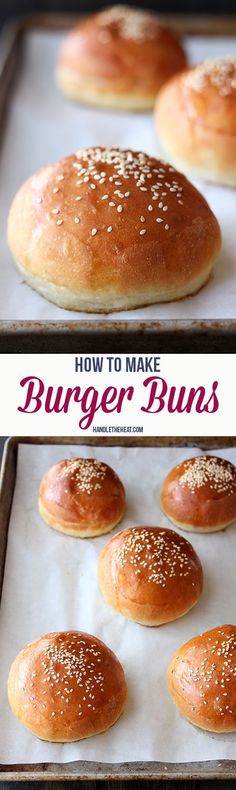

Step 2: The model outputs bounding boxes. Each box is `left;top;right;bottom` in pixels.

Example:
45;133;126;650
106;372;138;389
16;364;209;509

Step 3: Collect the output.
174;625;236;723
51;147;188;238
74;217;80;224
113;527;198;587
156;217;163;223
91;228;97;236
185;56;236;97
140;228;146;235
97;6;161;43
107;226;113;233
178;456;236;495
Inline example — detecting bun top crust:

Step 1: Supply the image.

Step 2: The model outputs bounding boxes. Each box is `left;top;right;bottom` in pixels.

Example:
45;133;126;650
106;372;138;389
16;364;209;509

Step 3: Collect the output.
181;57;236;134
104;525;201;583
160;455;236;531
39;457;125;529
164;455;236;501
168;625;236;732
8;631;127;742
8;146;221;295
99;525;203;623
59;5;186;93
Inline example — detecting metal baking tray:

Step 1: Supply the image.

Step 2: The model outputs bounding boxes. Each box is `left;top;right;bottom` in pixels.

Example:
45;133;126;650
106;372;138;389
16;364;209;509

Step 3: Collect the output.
1;434;236;782
0;14;236;353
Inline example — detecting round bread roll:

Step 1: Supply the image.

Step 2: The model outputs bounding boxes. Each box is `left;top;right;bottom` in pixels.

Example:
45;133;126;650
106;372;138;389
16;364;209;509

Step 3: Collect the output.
160;455;236;533
98;525;203;625
156;56;236;186
8;630;127;741
38;457;125;537
168;624;236;732
7;146;221;312
56;5;186;111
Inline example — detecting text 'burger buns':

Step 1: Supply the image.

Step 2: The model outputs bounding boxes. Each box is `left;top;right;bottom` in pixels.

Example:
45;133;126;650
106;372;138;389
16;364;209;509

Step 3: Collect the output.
38;457;125;537
56;5;187;111
7;147;221;312
168;625;236;732
8;631;127;742
98;525;203;625
156;56;236;186
160;455;236;533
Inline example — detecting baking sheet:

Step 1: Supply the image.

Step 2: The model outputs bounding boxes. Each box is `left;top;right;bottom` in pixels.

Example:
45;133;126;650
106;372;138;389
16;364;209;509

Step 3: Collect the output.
0;31;236;321
1;442;236;765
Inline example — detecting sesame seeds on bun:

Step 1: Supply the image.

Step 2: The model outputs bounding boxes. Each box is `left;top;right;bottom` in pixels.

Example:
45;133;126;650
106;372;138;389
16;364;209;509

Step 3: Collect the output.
56;5;187;111
98;526;203;625
8;631;127;742
38;457;126;538
8;146;221;312
168;625;236;732
160;455;236;533
156;56;236;185
184;55;236;97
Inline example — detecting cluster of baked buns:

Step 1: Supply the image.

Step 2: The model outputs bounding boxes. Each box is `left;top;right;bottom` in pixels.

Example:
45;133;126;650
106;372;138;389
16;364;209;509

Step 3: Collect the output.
8;453;236;741
8;3;236;313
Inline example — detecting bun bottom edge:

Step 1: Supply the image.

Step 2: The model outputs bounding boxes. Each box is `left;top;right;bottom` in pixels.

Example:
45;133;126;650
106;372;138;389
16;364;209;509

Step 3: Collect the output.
98;590;201;626
160;504;235;533
14;258;213;313
38;498;124;538
155;147;236;188
8;700;127;743
56;65;156;111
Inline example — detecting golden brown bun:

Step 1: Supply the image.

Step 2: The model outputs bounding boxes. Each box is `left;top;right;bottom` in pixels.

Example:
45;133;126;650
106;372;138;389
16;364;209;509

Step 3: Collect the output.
8;631;127;742
98;525;203;626
156;56;236;186
160;455;236;533
38;457;125;537
56;5;187;111
168;624;236;732
7;147;221;312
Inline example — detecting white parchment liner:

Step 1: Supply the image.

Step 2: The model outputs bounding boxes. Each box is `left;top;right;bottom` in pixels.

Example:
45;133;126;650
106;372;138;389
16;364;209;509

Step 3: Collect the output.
0;32;236;320
0;442;236;763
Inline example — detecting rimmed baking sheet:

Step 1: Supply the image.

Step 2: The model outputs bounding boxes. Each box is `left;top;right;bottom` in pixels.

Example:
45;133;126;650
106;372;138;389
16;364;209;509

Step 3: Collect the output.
1;436;236;780
0;16;236;331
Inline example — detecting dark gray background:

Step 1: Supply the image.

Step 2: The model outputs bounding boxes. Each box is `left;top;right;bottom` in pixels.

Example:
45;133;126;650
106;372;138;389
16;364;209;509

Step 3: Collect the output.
0;0;235;25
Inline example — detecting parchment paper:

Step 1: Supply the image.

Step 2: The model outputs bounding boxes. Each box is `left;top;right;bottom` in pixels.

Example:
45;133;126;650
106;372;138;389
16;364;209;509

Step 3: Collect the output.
0;32;236;320
1;442;236;764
